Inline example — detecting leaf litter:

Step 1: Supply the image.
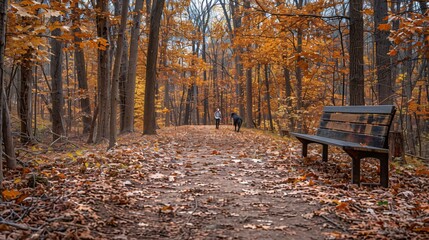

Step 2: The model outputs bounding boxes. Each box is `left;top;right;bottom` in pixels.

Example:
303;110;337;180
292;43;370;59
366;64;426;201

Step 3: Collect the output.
0;125;428;239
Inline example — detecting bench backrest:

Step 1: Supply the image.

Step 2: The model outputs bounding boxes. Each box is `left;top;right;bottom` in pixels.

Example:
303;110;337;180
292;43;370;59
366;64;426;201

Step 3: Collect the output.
316;105;396;148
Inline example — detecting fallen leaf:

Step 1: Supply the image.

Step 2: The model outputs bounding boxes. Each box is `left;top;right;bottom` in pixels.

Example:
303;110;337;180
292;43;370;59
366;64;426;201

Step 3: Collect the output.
2;189;21;201
149;173;165;179
302;212;314;219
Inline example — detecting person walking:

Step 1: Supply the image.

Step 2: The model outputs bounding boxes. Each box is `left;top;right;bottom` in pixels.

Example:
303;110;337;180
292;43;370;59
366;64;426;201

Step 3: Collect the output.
214;108;222;129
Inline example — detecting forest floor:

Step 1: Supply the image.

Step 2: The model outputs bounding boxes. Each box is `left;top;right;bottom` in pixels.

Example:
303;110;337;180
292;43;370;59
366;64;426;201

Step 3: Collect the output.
1;125;429;239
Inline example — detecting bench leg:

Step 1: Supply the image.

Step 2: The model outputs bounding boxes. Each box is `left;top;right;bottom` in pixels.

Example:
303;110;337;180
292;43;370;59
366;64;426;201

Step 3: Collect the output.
351;157;361;186
298;139;309;157
345;148;390;187
296;138;309;158
344;149;362;186
322;144;328;161
302;143;308;157
380;156;389;188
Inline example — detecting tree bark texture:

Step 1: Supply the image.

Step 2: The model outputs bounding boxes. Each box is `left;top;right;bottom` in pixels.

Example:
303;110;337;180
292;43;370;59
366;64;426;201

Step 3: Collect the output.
374;0;393;104
143;0;165;134
349;0;365;105
184;85;193;125
164;78;170;126
221;0;244;119
72;3;92;134
109;0;129;148
161;33;170;127
119;36;128;132
296;28;303;111
0;0;6;181
96;0;111;142
202;34;209;125
283;67;294;130
112;0;128;133
244;0;253;128
2;93;16;169
265;65;274;132
19;53;33;144
418;1;429;105
108;0;129;148
123;0;144;133
50;21;65;142
245;68;253;128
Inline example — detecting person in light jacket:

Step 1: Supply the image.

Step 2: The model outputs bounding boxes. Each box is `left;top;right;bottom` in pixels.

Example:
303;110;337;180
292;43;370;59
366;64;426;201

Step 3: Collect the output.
214;108;222;129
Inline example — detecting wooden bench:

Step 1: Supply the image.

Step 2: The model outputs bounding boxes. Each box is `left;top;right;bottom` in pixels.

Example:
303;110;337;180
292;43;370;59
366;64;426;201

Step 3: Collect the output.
291;105;396;187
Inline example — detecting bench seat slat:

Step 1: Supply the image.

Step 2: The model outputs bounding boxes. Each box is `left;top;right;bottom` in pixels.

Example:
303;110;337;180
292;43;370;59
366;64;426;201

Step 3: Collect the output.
322;113;392;125
316;128;386;148
290;133;388;153
319;121;389;136
323;105;395;114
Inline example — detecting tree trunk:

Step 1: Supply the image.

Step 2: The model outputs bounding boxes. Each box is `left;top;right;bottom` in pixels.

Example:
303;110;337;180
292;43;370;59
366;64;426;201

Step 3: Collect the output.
265;65;274;132
109;0;129;148
113;0;128;134
232;2;245;118
184;85;193;125
284;67;294;130
296;27;303;131
146;0;152;18
220;0;244;118
87;106;98;144
164;78;170;126
3;93;16;169
50;17;65;142
19;52;33;144
374;0;393;104
391;0;401;91
193;84;199;125
257;64;262;127
243;0;252;128
65;52;72;135
73;31;92;134
245;67;253;128
296;29;303;111
349;0;365;105
143;0;165;134
212;49;219;110
202;35;209;125
295;0;303;131
119;31;129;132
0;0;8;182
96;0;111;142
123;0;144;133
179;84;186;124
418;1;429;107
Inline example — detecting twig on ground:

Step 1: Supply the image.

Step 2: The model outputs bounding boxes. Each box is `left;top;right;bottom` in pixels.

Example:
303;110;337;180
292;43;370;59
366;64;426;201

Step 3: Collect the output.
239;215;250;223
17;197;36;222
351;203;365;212
0;220;41;231
320;215;349;232
177;197;199;240
186;197;199;223
293;223;311;230
47;216;74;223
63;222;89;228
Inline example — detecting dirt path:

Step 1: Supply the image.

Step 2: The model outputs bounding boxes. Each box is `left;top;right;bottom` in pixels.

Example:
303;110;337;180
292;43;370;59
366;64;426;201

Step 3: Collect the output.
90;125;329;239
4;125;429;239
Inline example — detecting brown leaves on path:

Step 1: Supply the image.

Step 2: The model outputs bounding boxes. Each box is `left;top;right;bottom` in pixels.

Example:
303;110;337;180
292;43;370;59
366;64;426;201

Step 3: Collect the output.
1;125;429;239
